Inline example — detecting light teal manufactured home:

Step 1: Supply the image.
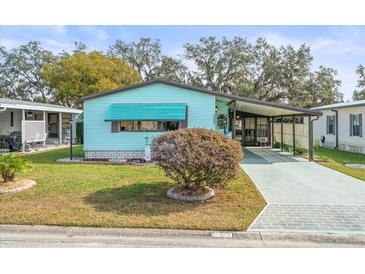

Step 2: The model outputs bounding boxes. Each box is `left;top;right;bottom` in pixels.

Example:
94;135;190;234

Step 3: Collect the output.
82;80;321;160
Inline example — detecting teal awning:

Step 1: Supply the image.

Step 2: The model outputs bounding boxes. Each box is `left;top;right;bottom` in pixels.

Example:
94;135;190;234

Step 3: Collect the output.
105;104;187;121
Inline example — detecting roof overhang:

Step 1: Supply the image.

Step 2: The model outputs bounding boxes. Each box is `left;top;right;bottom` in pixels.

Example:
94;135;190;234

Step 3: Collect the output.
0;102;82;114
312;101;365;111
82;79;322;117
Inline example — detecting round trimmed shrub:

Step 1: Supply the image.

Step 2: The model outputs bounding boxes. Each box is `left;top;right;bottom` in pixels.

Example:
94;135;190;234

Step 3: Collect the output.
152;128;243;191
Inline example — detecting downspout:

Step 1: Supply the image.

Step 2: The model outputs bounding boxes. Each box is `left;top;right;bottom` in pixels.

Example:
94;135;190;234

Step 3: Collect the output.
311;116;320;127
331;109;339;149
0;107;7;112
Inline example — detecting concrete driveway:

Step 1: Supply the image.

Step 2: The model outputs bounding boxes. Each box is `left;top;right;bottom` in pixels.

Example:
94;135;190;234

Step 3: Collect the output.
241;147;365;234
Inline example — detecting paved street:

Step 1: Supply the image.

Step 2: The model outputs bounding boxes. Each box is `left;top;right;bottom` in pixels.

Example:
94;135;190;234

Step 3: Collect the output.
241;148;365;234
1;225;364;248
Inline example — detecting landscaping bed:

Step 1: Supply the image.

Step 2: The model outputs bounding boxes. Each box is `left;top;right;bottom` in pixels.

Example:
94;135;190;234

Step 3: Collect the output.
0;178;36;194
0;146;266;231
314;147;365;181
56;157;148;165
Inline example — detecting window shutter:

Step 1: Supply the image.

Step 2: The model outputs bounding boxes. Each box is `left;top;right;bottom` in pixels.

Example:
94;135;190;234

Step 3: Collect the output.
326;116;329;134
111;121;120;133
350;114;353;136
10;111;14;127
360;114;363;137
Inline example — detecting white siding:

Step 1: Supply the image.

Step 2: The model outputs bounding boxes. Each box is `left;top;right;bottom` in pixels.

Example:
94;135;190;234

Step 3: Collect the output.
313;106;365;154
0;109;22;135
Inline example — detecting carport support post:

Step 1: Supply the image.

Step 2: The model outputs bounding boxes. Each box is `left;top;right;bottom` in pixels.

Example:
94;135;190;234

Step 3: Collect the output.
59;112;62;146
280;116;283;151
43;111;46;147
232;100;236;139
271;118;274;147
21;109;25;152
308;116;314;161
292;115;296;155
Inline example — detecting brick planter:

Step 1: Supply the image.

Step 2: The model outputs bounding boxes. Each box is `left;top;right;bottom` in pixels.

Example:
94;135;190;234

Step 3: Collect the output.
166;186;214;202
56;158;150;165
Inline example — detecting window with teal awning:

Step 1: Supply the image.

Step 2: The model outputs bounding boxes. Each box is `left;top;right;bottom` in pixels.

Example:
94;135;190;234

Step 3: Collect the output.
105;104;187;121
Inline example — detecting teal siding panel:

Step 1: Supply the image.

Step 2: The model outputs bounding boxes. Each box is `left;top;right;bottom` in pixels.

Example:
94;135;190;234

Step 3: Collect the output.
84;83;215;151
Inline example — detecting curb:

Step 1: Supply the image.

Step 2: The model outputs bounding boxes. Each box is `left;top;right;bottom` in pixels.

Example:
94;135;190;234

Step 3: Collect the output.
1;224;365;246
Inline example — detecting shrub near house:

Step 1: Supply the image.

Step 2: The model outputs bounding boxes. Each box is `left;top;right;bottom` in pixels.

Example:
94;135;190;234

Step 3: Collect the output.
0;154;31;182
153;128;243;200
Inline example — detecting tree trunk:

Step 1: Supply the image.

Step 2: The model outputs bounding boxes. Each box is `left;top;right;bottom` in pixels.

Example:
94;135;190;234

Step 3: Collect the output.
2;172;15;182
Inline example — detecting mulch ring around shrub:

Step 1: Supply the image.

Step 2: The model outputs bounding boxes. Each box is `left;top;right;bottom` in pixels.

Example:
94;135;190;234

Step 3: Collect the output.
0;179;36;194
166;186;215;203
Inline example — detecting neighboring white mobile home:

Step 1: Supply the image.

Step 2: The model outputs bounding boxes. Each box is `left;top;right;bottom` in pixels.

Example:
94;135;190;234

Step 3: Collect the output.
312;100;365;154
0;98;82;151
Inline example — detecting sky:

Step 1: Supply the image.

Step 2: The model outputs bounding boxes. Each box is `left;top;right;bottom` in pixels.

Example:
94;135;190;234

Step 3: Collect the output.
1;25;364;101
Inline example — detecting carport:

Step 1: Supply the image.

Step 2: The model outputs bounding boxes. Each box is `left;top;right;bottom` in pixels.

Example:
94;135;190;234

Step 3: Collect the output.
215;94;322;160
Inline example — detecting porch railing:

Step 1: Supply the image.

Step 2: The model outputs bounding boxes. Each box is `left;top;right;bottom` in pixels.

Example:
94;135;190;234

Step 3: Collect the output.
21;120;47;144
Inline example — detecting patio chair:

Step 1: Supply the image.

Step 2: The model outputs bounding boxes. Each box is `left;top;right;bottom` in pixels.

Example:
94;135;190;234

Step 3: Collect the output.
0;135;8;149
5;131;22;152
257;137;269;147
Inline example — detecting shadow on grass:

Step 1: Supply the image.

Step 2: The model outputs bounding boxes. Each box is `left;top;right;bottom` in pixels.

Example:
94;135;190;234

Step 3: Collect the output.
84;182;201;216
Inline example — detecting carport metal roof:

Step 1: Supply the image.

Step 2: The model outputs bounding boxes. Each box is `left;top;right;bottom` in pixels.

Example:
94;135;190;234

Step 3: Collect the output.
216;96;321;117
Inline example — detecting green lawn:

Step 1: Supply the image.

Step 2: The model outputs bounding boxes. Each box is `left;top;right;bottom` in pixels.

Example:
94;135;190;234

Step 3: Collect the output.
0;146;265;231
314;147;365;181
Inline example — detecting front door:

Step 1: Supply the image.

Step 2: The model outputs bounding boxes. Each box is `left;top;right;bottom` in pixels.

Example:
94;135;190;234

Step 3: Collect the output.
48;113;58;138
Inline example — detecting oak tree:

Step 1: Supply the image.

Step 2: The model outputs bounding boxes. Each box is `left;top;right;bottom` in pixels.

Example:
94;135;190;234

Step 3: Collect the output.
42;50;140;108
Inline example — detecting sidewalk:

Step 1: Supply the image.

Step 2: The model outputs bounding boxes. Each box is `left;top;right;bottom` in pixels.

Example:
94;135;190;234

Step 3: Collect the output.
1;225;365;248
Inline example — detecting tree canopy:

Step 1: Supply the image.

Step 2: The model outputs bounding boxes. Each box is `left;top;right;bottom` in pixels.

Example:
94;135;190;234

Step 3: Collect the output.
0;37;347;108
42;50;140;108
0;41;56;102
183;37;342;107
109;37;188;82
184;36;251;93
352;65;365;101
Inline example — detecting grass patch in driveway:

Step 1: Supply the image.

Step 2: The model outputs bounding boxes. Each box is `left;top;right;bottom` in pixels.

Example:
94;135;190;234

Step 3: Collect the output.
314;147;365;181
0;146;265;231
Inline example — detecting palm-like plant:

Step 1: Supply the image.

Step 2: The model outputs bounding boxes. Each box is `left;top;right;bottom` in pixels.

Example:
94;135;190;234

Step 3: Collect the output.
0;154;32;182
